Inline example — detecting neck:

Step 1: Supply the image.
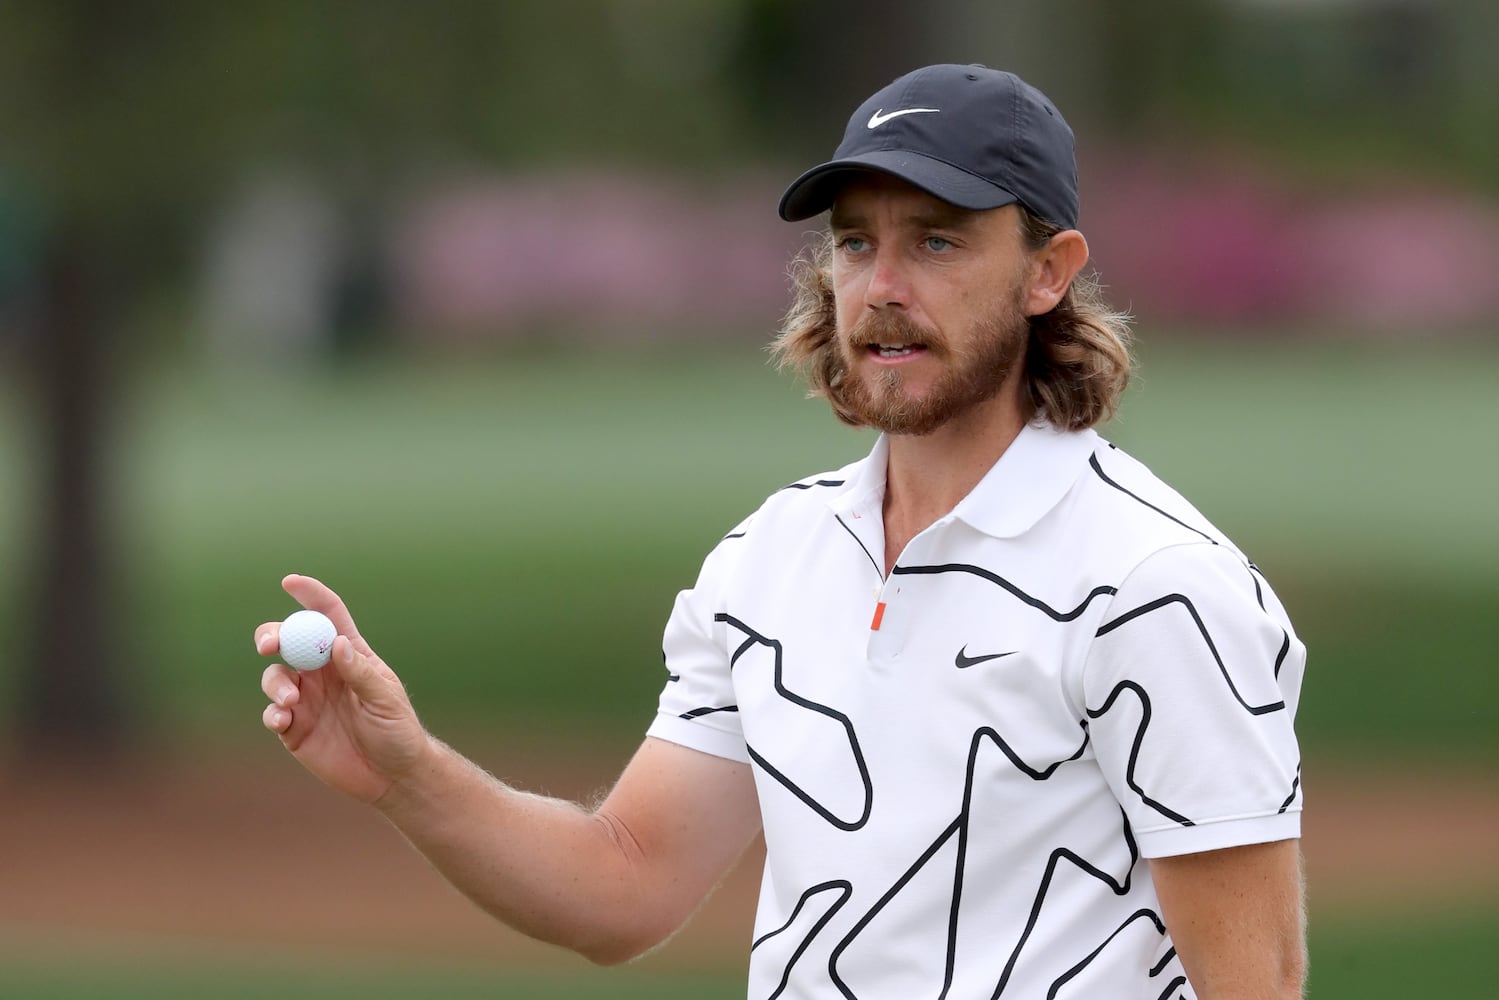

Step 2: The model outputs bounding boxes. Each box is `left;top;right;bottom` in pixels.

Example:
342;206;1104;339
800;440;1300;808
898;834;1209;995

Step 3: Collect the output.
881;391;1030;570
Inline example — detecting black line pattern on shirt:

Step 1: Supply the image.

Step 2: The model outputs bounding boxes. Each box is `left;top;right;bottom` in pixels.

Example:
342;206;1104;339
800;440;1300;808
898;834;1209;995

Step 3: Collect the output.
679;704;738;719
1279;761;1302;813
734;635;759;665
1094;447;1296;695
753;880;854;949
782;478;847;492
1046;908;1176;999
834;514;882;579
1271;629;1292;681
827;727;1145;1000
751;880;853;1000
1096;594;1288;716
891;563;1117;622
827;816;962;999
1088;453;1218;545
1246;562;1294;680
1154;977;1189;1000
715;613;874;832
1248;567;1266;609
986;811;1142;998
1085;681;1194;826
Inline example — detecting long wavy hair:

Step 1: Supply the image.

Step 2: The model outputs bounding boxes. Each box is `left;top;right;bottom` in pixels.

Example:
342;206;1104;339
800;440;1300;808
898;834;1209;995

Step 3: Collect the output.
771;207;1134;431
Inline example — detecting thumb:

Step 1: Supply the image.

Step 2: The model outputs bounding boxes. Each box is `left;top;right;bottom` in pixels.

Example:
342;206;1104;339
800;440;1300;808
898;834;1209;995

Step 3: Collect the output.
330;635;395;706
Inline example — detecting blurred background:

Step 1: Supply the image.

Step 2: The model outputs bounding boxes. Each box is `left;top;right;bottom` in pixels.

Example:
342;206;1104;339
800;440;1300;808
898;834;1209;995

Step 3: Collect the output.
1;0;1495;997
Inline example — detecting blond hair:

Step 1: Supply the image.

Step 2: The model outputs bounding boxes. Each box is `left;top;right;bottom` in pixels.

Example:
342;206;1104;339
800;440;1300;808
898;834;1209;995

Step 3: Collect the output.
771;207;1134;431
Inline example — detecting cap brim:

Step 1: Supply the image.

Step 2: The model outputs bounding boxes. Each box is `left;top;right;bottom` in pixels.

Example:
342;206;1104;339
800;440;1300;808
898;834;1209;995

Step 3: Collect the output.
777;150;1019;222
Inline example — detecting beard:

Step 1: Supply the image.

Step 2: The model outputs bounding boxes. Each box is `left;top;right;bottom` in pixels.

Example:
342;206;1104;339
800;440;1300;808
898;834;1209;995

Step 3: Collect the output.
830;285;1030;436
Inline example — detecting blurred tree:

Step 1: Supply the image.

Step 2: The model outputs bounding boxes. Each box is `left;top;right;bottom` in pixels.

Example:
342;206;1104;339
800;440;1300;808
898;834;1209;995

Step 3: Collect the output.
0;0;576;761
729;0;966;159
0;0;841;761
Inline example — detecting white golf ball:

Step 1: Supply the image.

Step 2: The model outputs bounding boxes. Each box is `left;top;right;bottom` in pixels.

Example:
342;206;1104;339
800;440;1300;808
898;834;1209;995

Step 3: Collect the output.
279;609;338;671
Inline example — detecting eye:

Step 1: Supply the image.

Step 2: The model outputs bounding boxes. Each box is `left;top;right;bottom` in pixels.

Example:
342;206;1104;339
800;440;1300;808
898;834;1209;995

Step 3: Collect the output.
837;236;870;253
924;236;953;252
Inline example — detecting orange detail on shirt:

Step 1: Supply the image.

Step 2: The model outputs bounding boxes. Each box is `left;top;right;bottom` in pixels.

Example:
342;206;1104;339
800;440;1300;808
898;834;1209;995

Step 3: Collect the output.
870;601;887;631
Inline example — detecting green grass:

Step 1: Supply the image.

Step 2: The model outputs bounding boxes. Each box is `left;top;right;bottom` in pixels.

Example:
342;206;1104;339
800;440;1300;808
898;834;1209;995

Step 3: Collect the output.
2;906;1494;998
0;945;743;1000
1307;905;1499;998
2;337;1497;756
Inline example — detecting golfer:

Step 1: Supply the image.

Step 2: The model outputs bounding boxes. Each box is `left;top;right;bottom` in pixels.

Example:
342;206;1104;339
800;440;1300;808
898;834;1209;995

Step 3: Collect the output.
257;64;1306;999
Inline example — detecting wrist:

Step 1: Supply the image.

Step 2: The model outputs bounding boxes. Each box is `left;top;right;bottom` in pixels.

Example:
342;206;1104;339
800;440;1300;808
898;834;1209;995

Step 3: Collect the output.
372;730;446;820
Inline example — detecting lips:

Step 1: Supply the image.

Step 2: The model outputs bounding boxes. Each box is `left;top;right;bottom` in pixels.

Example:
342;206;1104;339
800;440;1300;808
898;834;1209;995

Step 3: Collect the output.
871;343;926;359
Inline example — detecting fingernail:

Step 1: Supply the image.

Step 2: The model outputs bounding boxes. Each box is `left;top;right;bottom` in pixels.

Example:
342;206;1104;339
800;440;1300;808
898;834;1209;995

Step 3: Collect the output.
339;639;353;665
277;687;295;705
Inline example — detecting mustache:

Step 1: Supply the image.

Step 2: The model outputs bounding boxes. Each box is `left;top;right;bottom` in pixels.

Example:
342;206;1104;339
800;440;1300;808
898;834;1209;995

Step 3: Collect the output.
846;310;946;350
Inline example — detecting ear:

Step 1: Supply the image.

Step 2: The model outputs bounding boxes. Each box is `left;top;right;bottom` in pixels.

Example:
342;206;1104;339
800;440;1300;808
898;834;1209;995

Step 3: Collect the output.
1022;229;1089;317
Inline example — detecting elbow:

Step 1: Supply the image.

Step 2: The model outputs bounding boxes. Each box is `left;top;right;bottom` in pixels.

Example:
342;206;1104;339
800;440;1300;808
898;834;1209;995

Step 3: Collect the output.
579;941;646;968
570;811;683;966
575;923;675;967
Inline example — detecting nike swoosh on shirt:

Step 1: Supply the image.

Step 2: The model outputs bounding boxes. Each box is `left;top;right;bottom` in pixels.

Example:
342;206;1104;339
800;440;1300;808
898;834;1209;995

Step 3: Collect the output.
867;107;940;128
954;646;1018;669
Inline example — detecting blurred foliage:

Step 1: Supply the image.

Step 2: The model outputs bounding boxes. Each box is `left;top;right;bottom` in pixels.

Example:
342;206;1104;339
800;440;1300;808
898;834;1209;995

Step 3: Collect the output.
0;1;801;210
0;0;1492;354
1150;1;1499;192
1;0;1494;222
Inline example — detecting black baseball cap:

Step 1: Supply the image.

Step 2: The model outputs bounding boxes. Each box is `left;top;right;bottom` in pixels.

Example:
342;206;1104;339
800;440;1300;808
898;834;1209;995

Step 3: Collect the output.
777;64;1079;229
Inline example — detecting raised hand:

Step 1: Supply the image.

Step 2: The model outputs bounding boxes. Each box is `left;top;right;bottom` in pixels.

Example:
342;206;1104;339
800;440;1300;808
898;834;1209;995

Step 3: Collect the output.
256;574;430;804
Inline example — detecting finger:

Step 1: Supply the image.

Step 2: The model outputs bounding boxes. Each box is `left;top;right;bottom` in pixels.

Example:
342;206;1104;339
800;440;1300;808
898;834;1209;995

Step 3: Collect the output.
330;635;395;707
254;622;281;656
282;574;372;654
263;701;292;734
261;663;302;707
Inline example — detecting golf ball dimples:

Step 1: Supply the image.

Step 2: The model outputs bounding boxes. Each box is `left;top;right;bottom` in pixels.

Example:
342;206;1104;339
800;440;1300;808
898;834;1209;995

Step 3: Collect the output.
280;609;337;671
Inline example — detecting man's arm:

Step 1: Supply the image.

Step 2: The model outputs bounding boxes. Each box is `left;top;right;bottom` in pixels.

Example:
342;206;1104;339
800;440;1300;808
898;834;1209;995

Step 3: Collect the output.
256;574;761;965
377;735;761;964
1149;839;1306;999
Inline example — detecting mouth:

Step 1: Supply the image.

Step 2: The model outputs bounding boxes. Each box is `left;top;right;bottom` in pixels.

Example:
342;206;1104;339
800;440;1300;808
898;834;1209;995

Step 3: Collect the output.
868;342;927;360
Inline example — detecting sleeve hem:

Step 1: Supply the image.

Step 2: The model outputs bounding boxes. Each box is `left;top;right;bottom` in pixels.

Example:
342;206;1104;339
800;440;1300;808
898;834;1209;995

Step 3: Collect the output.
1136;810;1301;859
646;712;751;765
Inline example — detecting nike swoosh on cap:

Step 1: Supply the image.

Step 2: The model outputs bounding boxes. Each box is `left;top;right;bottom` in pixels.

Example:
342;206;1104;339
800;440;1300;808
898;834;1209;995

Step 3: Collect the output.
867;107;940;129
954;646;1018;669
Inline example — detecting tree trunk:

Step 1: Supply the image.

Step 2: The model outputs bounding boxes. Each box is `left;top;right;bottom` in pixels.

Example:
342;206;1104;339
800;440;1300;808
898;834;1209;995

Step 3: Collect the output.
17;227;127;762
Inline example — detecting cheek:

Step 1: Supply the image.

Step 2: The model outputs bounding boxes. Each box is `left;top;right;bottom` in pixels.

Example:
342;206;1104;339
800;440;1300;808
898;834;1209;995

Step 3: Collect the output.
831;274;865;332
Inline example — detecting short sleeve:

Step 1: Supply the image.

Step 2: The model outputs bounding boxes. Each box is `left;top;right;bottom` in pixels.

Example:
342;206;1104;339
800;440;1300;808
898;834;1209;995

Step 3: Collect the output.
645;533;751;764
1082;542;1305;858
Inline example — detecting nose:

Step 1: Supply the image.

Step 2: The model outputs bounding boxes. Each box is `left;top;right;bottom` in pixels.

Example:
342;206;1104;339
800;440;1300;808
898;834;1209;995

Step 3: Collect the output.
863;247;909;310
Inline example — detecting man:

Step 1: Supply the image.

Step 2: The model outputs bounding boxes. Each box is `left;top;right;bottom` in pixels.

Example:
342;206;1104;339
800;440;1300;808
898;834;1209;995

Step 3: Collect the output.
257;64;1306;998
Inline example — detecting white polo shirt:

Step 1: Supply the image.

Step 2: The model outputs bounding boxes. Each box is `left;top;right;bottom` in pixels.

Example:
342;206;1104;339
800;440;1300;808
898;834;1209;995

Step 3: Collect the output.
648;422;1304;1000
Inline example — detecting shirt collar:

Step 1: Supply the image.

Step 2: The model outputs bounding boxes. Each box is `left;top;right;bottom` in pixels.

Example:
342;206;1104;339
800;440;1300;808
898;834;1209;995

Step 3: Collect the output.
827;422;1099;539
825;434;889;522
953;422;1100;538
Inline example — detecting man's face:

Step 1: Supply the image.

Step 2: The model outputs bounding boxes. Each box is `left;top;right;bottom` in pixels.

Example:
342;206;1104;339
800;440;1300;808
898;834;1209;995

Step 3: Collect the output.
828;175;1033;436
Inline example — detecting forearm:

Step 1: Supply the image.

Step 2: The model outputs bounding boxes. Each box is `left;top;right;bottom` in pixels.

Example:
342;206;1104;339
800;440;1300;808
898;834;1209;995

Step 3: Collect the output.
374;736;660;963
257;583;755;961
